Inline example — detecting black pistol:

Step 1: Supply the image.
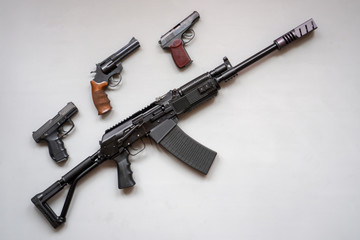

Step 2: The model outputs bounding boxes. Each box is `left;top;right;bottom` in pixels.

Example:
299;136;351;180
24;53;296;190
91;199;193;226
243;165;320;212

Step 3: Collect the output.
32;102;78;163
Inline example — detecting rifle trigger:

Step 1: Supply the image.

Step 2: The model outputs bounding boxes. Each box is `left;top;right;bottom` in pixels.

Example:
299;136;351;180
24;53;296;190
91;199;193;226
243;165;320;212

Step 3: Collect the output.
128;138;146;156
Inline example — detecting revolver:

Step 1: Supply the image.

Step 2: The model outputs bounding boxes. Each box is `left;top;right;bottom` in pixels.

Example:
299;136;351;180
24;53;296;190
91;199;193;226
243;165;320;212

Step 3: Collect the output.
32;102;78;163
159;11;200;68
90;37;140;115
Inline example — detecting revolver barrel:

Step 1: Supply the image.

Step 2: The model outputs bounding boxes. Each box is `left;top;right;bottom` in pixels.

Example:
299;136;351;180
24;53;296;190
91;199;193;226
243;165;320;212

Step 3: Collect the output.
100;37;140;74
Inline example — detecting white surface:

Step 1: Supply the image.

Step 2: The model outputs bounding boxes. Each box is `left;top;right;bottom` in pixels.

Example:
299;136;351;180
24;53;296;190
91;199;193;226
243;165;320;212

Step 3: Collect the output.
1;0;360;239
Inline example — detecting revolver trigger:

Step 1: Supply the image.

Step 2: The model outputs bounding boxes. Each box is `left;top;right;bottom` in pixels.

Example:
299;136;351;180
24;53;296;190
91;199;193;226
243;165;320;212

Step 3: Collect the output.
108;75;122;88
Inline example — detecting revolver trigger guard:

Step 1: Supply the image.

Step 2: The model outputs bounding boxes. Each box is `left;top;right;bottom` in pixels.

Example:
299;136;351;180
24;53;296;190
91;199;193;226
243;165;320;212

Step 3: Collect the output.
107;64;123;88
182;29;195;45
58;119;75;138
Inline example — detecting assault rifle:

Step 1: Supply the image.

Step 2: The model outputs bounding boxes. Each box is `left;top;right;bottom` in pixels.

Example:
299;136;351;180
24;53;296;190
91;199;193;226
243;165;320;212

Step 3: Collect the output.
32;19;317;228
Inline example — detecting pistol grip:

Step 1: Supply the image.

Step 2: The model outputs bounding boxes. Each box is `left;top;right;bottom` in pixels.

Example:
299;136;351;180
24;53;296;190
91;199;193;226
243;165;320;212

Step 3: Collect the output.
47;132;68;163
169;39;192;68
90;80;112;115
113;151;135;189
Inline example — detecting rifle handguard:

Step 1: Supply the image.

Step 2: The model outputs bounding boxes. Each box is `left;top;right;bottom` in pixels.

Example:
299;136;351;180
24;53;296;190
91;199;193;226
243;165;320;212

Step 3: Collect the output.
90;80;112;115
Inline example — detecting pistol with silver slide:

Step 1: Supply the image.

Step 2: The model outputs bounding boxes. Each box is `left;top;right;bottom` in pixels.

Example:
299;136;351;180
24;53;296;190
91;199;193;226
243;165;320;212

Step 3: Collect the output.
159;11;200;68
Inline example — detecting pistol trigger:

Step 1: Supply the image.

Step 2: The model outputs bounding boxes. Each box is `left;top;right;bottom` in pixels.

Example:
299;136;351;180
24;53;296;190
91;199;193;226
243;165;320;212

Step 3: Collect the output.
58;127;66;138
58;119;75;138
182;29;195;45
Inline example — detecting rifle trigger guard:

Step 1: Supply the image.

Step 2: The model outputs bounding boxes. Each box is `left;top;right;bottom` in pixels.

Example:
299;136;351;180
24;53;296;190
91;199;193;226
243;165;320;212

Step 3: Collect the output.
128;138;146;156
182;29;195;45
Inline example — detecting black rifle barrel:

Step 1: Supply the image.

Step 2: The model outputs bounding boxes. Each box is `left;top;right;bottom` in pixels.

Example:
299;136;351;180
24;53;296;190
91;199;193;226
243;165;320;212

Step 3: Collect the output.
216;18;317;83
216;43;278;83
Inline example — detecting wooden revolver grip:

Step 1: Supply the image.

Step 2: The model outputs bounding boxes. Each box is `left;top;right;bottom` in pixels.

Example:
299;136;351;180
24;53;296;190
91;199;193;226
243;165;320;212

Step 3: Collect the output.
169;39;192;68
90;80;112;115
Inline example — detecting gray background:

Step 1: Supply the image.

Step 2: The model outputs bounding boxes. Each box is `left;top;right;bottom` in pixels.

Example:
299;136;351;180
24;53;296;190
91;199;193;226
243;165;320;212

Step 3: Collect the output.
1;0;360;239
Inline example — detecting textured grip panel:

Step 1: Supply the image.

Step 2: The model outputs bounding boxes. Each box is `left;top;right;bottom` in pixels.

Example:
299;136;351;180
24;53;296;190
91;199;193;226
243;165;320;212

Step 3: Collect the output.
169;39;192;68
47;138;68;163
90;80;112;115
150;119;216;174
113;151;135;189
